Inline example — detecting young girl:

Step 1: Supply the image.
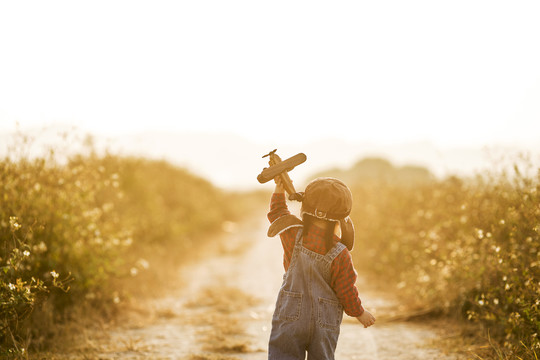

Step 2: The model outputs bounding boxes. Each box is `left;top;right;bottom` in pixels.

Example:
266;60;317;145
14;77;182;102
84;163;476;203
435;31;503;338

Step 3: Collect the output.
267;176;375;359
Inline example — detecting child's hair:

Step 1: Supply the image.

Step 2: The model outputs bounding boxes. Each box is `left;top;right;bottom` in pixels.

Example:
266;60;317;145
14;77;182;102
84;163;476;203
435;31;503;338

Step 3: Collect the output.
302;213;336;254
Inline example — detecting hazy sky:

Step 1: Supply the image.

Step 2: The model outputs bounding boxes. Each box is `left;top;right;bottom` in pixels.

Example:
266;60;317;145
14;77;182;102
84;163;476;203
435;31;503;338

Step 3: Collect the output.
1;1;539;148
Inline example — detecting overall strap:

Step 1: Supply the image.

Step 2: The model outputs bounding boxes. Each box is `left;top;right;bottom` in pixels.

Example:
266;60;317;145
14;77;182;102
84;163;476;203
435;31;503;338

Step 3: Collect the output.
325;242;346;263
288;227;304;270
293;227;304;247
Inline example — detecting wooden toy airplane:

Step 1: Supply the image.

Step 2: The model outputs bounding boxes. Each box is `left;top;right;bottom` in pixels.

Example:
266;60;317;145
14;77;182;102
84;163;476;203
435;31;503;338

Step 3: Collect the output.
257;149;306;201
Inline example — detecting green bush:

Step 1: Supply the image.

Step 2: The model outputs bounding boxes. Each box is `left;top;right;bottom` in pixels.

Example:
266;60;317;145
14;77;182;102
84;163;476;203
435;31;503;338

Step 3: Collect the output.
1;214;68;359
0;146;247;354
0;154;118;356
347;158;540;358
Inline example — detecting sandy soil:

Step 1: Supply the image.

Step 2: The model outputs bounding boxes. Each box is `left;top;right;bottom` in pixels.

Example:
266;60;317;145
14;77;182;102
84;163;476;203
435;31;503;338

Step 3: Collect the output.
53;213;467;360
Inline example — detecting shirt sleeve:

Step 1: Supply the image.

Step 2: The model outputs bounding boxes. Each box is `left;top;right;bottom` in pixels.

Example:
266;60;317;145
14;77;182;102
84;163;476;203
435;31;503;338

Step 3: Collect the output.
268;193;291;223
331;249;365;317
267;193;297;270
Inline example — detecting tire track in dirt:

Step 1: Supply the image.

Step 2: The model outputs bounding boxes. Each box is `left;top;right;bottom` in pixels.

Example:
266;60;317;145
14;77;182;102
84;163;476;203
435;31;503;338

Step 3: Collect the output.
56;212;466;359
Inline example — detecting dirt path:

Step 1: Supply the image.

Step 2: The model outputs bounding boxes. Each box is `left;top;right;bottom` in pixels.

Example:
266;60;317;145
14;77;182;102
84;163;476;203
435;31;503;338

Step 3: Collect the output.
61;214;465;360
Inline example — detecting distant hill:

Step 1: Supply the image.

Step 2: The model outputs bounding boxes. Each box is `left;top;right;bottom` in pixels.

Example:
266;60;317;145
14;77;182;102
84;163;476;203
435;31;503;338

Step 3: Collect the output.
311;157;434;186
2;126;538;190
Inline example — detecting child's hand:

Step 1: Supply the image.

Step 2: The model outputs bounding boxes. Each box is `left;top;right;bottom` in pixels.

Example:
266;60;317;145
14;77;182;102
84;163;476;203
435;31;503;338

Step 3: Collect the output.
356;310;376;328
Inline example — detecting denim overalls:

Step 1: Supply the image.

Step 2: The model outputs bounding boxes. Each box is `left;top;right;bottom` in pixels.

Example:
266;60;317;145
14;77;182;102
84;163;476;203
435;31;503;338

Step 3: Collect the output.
269;228;346;360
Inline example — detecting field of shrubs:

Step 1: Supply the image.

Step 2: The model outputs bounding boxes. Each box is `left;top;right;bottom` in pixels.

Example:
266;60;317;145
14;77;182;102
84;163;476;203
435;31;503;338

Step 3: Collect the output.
332;157;539;359
0;136;261;358
3;132;539;359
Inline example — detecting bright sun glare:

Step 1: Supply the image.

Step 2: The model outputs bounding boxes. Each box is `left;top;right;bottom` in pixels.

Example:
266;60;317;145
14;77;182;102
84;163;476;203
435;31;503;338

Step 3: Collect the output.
1;1;539;148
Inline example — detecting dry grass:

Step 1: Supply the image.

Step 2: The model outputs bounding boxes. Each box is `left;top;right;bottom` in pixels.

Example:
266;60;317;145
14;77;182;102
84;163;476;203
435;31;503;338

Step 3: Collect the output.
185;286;260;314
199;314;251;353
187;354;241;360
187;285;262;357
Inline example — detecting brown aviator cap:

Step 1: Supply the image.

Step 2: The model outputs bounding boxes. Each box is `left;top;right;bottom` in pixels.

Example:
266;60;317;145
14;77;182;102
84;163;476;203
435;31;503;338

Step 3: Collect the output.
301;177;352;221
301;177;355;250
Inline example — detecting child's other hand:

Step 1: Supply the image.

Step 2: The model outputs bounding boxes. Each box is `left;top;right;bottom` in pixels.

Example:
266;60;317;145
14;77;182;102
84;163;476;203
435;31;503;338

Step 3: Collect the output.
356;310;376;328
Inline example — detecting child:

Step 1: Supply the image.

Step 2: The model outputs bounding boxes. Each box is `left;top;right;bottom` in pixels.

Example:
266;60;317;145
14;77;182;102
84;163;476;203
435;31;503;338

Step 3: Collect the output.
267;176;375;360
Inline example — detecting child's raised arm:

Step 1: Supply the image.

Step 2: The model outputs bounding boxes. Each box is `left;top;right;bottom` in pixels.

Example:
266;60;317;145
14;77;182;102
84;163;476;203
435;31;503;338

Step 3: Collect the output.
274;176;285;194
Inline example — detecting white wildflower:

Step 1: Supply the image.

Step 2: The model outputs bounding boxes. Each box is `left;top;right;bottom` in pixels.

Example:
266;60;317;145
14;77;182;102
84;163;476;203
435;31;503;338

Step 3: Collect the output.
136;258;150;270
9;216;21;231
35;241;47;253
